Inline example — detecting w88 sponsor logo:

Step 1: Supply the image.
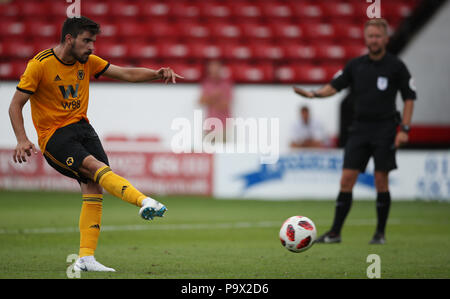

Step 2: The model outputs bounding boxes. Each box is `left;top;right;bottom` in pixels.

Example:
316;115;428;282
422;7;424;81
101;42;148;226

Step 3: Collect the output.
61;100;81;110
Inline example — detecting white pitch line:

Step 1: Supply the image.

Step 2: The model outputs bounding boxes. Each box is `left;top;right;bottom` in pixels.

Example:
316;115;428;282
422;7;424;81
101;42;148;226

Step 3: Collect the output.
0;219;402;235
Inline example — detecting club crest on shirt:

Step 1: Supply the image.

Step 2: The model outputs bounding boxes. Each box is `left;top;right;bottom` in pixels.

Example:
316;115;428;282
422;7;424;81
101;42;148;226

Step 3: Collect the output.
77;70;85;80
66;157;74;166
377;76;388;91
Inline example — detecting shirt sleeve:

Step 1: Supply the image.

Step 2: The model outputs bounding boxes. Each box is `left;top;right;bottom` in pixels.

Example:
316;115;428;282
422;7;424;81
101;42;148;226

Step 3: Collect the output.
88;54;110;79
16;59;43;94
330;60;353;91
398;61;417;101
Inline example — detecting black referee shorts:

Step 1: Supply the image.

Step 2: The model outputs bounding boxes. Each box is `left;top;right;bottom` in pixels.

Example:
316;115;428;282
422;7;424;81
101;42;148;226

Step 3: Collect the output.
343;119;398;173
43;119;109;184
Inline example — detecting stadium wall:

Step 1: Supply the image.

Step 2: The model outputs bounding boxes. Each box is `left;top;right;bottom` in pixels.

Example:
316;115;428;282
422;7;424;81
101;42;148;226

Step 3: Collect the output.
0;82;343;152
400;0;450;125
1;82;449;201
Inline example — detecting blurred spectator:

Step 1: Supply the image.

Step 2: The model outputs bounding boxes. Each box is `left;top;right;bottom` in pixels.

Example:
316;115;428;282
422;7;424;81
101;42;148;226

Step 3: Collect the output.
290;105;326;148
198;60;234;143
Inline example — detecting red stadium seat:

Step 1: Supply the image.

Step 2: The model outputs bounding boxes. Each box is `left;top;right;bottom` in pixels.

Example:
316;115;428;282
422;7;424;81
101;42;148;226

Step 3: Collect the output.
321;2;356;18
210;23;242;40
48;1;69;17
95;43;128;60
276;64;342;83
222;43;253;60
199;2;232;20
251;43;284;60
128;43;159;59
275;65;298;83
97;23;119;42
345;44;368;59
301;23;336;40
384;2;415;19
240;23;273;41
0;2;20;19
177;22;211;40
0;60;27;80
158;43;191;59
271;23;303;40
335;23;364;41
315;44;347;61
140;1;170;18
0;0;417;83
81;2;110;18
260;2;293;19
110;2;140;18
117;22;148;39
26;21;59;39
146;22;179;39
2;41;34;59
290;3;323;19
170;63;203;82
170;2;200;19
0;21;26;37
230;2;262;19
230;63;274;83
190;43;223;60
282;43;316;60
290;64;329;84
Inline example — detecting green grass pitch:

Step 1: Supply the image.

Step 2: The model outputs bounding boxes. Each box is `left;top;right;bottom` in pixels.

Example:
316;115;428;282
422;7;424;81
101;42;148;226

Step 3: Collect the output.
0;190;449;279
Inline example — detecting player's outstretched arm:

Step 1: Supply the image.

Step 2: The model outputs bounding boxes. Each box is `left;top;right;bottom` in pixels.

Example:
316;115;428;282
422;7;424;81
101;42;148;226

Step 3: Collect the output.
103;64;183;84
9;90;38;163
293;84;338;99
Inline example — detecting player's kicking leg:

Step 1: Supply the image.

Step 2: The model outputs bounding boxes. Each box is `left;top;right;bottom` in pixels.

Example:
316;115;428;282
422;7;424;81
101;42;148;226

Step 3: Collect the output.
74;180;115;272
78;155;167;220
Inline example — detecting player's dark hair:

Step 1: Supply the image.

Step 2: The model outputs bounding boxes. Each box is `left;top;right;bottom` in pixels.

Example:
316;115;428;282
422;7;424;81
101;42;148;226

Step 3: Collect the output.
61;16;100;43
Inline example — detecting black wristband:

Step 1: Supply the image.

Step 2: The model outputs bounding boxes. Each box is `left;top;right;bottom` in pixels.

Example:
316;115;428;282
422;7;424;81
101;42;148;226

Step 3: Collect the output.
400;124;411;133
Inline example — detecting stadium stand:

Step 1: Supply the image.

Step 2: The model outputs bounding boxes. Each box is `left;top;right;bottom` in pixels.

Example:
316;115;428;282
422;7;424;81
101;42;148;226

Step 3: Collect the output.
0;0;420;83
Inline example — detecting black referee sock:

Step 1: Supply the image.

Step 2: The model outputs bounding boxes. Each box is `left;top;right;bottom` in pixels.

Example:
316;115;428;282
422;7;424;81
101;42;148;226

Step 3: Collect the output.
376;192;391;235
330;192;353;235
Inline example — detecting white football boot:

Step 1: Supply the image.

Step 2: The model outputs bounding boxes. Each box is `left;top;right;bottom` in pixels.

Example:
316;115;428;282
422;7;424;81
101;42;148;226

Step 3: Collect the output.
139;197;167;220
74;256;116;272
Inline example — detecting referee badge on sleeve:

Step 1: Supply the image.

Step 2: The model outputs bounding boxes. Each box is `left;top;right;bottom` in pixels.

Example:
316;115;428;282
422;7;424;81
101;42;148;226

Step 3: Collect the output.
377;76;388;91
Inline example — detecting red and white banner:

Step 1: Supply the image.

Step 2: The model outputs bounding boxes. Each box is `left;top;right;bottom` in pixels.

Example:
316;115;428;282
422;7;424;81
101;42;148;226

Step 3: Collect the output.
0;149;213;196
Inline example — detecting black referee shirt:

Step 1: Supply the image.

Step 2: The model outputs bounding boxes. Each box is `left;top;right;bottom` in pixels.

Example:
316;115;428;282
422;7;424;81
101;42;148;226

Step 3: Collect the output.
330;52;417;121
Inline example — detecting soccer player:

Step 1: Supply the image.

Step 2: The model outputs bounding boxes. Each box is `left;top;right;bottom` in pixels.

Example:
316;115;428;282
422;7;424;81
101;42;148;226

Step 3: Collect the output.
293;19;417;244
8;17;183;271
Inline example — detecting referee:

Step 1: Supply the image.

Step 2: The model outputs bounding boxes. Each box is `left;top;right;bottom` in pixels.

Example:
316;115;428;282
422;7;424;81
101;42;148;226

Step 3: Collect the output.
293;19;417;244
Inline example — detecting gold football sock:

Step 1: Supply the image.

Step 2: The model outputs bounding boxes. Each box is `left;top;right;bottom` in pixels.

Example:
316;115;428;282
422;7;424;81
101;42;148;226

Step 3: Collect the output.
79;194;103;258
93;166;147;207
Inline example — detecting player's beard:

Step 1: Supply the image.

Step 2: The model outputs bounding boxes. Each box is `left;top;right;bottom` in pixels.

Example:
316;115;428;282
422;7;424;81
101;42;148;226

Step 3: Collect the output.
71;43;91;63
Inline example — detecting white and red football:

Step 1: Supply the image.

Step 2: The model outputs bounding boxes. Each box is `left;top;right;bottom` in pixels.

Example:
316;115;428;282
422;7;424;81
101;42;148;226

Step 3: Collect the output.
279;216;317;253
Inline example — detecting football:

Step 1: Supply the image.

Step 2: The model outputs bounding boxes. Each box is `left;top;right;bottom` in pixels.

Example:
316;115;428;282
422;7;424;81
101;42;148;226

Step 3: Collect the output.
279;216;317;253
